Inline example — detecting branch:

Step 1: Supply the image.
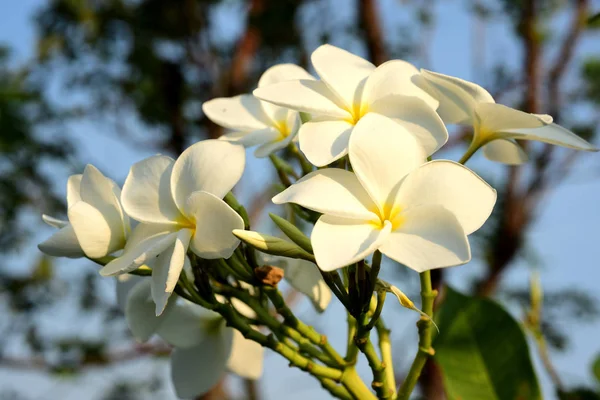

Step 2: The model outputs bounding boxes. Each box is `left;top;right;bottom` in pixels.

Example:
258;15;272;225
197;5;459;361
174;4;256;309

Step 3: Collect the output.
357;0;388;65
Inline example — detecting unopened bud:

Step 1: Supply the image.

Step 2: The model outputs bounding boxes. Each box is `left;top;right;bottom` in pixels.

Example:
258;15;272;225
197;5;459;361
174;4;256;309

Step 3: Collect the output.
232;230;316;263
269;213;313;253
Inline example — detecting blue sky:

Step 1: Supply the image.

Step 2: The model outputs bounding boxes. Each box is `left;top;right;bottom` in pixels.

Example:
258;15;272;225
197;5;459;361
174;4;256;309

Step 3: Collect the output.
1;0;599;399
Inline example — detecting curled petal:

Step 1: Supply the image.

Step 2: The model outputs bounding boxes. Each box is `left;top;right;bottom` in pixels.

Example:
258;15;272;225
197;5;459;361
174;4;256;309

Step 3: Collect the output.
475;102;547;133
171;140;245;214
258;63;314;87
221;127;281;148
157;302;220;347
42;214;68;229
380;205;471;272
124;279;175;342
283;259;332;312
298;120;354;167
226;329;265;379
187;191;244;259
202;95;271;131
502;123;598;152
272;169;377;220
311;216;391;271
66;174;82;208
68;201;126;258
38;225;84;258
79;165;126;232
483;139;528;165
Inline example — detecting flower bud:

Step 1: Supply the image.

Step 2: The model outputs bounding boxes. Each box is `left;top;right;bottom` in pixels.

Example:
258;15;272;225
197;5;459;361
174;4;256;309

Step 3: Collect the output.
269;213;313;253
232;230;316;263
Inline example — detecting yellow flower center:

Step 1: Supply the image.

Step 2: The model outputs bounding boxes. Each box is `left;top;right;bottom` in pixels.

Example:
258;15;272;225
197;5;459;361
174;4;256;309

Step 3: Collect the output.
345;102;369;125
370;203;405;231
274;119;291;140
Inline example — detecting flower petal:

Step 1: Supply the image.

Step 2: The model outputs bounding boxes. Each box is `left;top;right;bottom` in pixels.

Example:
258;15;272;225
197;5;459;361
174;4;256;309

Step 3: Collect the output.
121;155;184;225
99;223;179;276
349;113;428;210
38;225;85;258
368;95;448;155
311;215;391;271
253;79;350;119
419;69;495;124
475;102;546;133
361;60;438;111
115;274;144;312
311;44;375;109
42;214;68;229
171;140;245;214
221;127;281;148
298;119;354;166
283;259;332;312
272;169;377;220
483;139;528;165
258;63;315;88
226;329;264;379
170;331;233;399
202;94;271;131
124;279;176;342
253;135;291;158
67;174;82;208
396;160;497;235
502;123;598;151
79;165;126;233
157;302;219;347
68;201;125;258
380;205;471;272
187;191;244;259
151;228;193;315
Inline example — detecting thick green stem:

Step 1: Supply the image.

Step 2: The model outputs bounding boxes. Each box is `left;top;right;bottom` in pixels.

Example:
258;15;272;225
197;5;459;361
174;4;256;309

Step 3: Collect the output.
376;320;396;399
341;368;378;400
364;251;382;312
396;271;437;400
355;314;391;399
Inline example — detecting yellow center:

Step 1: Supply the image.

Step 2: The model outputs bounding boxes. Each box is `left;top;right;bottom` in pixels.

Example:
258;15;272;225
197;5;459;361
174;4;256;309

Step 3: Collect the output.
274;120;291;140
345;103;369;125
369;203;405;231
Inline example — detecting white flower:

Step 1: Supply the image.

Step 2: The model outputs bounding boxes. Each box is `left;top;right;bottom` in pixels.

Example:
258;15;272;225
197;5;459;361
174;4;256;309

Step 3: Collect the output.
203;64;313;158
273;113;497;272
100;140;245;315
262;255;331;313
38;165;130;259
124;280;264;399
253;44;447;166
419;69;598;164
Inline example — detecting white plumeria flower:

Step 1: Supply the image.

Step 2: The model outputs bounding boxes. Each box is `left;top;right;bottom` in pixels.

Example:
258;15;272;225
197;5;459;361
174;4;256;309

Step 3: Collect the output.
203;64;314;158
38;165;130;259
100;140;245;315
124;280;263;399
418;69;598;164
273;114;497;272
253;44;448;166
262;255;332;313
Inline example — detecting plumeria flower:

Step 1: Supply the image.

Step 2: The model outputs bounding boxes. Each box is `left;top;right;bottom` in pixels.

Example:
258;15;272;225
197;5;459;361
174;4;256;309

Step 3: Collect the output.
418;69;598;164
38;165;130;259
253;44;447;166
124;280;263;399
262;255;331;313
99;140;245;315
203;64;314;157
273;114;497;272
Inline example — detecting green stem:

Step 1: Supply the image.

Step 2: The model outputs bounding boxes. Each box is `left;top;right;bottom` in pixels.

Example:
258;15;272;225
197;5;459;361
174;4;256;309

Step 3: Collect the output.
364;251;382;312
270;154;295;186
341;367;377;400
376;320;396;399
396;271;437;400
319;378;353;400
288;142;313;176
355;314;391;399
345;313;359;364
365;291;386;331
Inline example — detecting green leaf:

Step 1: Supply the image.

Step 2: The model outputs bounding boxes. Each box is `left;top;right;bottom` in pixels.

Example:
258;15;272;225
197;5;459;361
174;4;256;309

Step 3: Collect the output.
593;353;600;384
434;286;542;400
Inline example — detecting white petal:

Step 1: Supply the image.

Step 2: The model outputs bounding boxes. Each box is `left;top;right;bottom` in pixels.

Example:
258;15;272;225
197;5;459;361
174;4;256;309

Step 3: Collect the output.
68;201;125;258
79;165;126;233
502;123;598;151
483;139;528;165
42;214;68;228
171;140;245;214
420;69;494;125
311;44;375;109
38;225;85;258
124;279;175;342
170;331;233;399
157;303;220;348
221;127;281;148
272;169;378;220
475;102;546;133
361;60;438;111
380;205;471;272
368;95;449;155
349;113;428;210
115;274;144;312
187;191;244;259
66;174;82;208
282;259;332;312
99;224;179;276
253;79;350;119
203;95;271;131
396;161;497;235
121;155;184;225
151;228;193;315
230;297;257;320
226;329;264;379
253;136;291;158
258;63;314;88
298;119;354;166
312;215;391;271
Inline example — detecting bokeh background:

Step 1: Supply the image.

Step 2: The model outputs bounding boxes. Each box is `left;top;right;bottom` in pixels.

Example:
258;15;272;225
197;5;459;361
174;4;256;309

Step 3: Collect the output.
1;0;599;399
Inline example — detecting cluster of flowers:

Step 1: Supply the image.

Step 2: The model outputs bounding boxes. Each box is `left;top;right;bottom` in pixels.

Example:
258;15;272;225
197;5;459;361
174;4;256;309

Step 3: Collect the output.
38;44;596;398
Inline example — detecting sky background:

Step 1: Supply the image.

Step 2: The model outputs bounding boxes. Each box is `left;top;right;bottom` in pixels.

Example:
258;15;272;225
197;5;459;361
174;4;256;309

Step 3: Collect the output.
1;0;599;399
